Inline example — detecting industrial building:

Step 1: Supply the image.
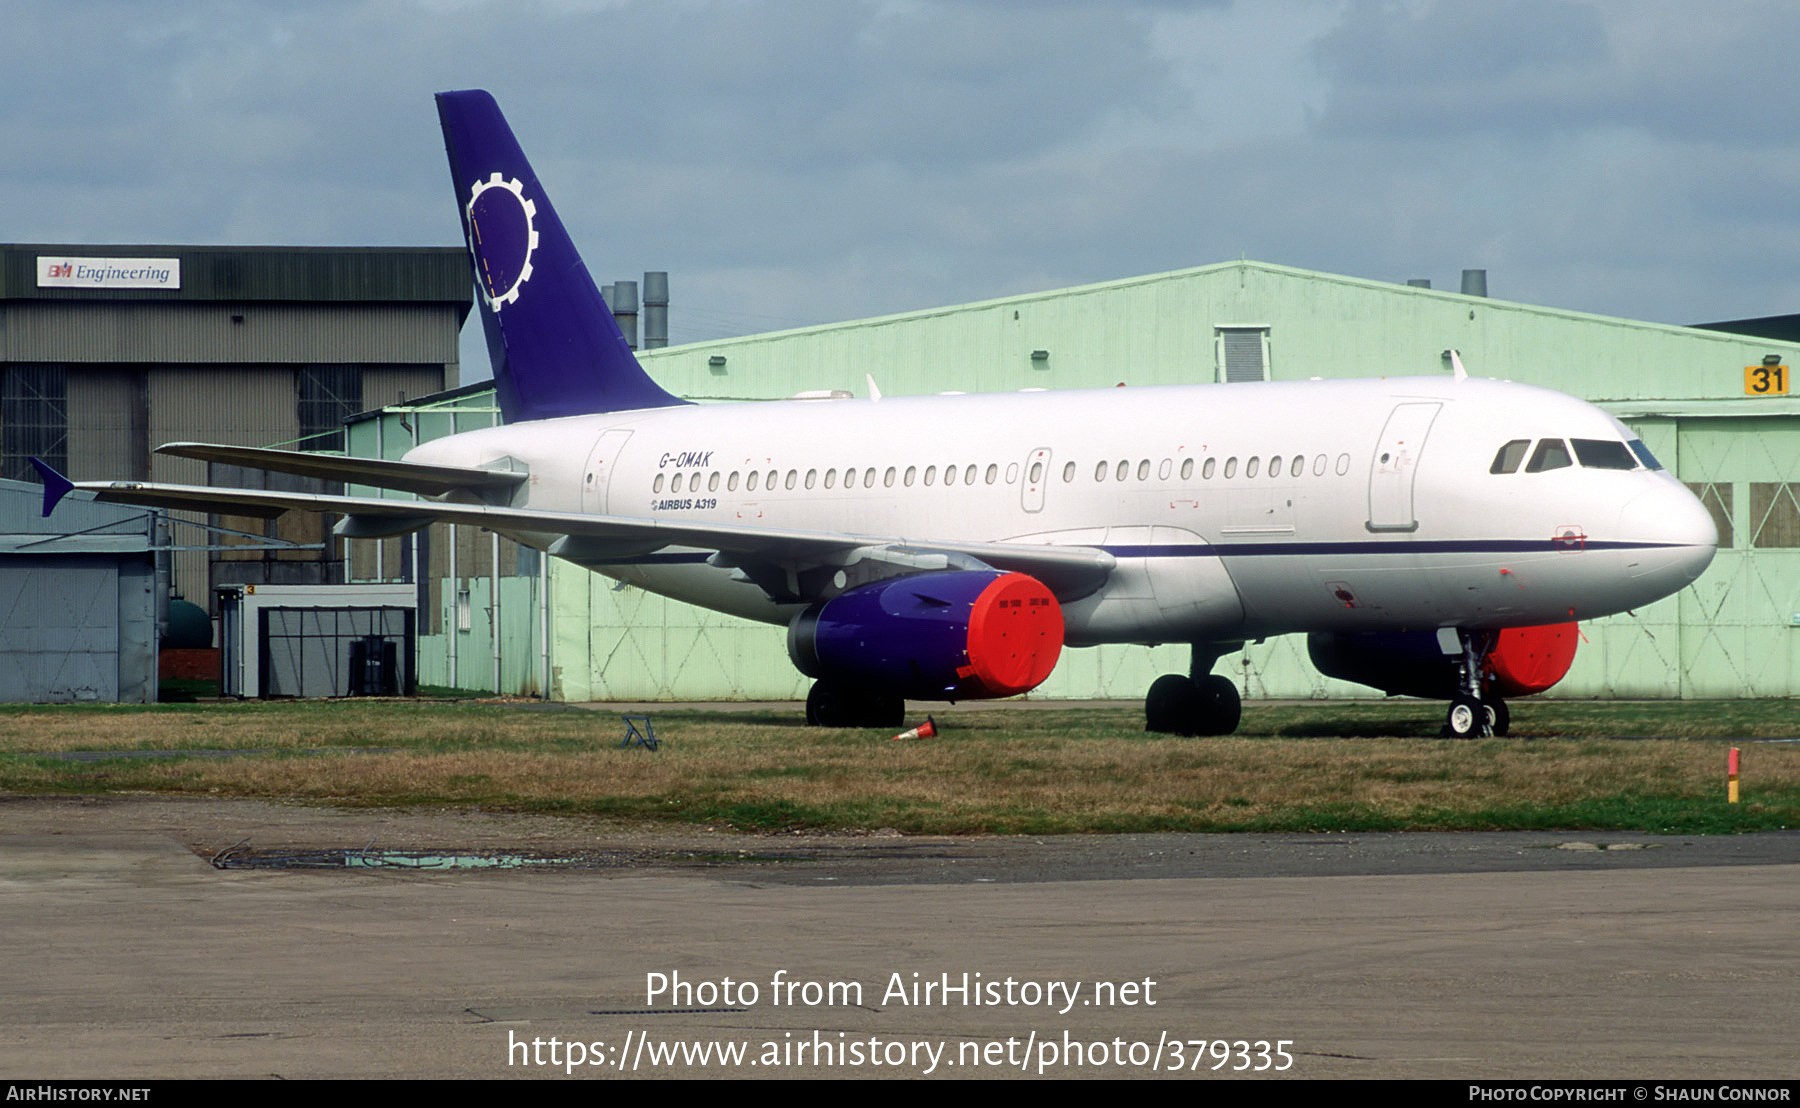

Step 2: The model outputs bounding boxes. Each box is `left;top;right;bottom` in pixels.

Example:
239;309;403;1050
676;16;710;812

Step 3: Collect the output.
342;259;1800;703
0;243;470;609
0;243;467;702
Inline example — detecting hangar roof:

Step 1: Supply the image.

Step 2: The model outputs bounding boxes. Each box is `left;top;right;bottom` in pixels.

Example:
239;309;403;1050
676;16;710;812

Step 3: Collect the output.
0;244;471;306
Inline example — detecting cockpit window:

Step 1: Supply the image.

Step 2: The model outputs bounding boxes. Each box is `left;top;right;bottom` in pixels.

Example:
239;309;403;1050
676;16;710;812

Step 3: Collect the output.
1572;438;1637;471
1627;439;1664;471
1490;439;1530;474
1525;439;1573;472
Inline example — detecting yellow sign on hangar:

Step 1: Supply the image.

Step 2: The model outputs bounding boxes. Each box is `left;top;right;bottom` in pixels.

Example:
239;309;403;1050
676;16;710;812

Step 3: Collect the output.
1745;361;1789;396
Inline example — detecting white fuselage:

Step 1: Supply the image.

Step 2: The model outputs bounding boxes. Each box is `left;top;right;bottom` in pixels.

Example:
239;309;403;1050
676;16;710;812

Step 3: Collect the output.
406;376;1717;647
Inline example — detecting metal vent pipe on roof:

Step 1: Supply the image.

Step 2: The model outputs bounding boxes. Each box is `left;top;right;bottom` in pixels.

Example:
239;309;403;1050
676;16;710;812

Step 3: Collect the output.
611;280;639;350
1461;269;1488;297
643;271;669;349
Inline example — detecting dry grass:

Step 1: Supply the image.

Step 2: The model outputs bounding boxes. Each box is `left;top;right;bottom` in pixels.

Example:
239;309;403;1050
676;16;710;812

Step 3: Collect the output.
2;699;1795;833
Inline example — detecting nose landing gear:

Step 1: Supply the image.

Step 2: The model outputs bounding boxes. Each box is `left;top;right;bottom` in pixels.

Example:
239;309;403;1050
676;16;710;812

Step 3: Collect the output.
1442;630;1509;738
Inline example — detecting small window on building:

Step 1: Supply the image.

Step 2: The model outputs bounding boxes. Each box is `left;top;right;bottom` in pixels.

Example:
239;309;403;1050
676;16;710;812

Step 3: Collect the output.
1;364;67;482
298;364;363;451
1687;482;1733;548
1216;326;1270;383
1750;483;1798;548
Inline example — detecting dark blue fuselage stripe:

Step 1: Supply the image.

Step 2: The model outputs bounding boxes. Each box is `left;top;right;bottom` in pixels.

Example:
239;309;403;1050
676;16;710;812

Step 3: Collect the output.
595;539;1692;567
1103;540;1682;558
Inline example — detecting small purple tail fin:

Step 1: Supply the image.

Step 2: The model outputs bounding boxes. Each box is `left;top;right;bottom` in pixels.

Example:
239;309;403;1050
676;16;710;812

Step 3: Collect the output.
435;90;687;422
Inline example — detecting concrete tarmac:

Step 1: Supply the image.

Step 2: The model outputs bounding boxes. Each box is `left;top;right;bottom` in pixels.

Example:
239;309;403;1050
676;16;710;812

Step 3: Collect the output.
3;796;1798;1080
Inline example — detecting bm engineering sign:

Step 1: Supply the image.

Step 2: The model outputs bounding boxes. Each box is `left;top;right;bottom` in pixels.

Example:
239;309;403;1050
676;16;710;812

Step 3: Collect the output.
36;256;180;290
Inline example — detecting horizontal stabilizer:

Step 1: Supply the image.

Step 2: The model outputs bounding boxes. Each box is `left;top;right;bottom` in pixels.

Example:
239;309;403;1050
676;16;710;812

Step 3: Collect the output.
155;442;527;496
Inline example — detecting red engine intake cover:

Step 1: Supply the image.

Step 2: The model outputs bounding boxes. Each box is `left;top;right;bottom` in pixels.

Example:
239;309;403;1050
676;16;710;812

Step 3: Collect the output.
1486;623;1579;697
962;572;1065;697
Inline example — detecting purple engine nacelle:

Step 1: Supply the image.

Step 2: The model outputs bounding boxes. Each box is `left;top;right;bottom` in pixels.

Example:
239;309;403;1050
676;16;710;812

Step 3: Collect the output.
787;570;1064;701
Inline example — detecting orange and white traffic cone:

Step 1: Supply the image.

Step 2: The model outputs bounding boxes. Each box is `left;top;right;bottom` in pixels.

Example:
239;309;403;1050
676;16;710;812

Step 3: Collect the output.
891;716;937;741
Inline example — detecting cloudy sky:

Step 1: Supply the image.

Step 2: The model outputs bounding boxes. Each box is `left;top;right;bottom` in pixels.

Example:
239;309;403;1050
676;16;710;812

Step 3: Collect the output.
9;0;1799;379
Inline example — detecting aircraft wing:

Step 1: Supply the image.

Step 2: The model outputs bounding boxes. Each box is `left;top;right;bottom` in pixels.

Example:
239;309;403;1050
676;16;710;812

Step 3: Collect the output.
55;477;1115;602
154;442;528;496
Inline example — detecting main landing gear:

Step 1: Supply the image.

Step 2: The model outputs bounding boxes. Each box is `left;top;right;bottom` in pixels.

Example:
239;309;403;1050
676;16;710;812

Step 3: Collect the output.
1442;629;1509;739
1145;644;1243;737
805;680;905;729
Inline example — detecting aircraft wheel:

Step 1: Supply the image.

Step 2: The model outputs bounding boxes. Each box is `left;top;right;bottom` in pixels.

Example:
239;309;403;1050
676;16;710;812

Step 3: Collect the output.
1145;674;1200;735
1444;694;1484;739
1200;674;1242;736
806;681;904;728
1486;698;1510;737
806;681;846;726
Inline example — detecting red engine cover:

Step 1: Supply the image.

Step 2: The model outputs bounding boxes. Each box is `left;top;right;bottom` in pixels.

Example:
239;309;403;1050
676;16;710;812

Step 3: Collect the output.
961;572;1064;696
1485;623;1579;697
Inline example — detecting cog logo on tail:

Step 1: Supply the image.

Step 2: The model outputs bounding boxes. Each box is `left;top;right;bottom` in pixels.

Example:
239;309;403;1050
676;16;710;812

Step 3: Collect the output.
466;173;540;310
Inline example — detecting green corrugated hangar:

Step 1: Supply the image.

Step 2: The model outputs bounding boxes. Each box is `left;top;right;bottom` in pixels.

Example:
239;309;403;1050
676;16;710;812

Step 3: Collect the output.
345;259;1800;703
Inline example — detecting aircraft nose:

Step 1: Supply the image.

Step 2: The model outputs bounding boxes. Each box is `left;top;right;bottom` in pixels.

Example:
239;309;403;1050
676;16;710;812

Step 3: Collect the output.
1616;479;1717;587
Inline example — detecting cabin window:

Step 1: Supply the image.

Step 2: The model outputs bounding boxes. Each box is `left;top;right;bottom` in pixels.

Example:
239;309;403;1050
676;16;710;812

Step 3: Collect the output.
904;465;916;487
924;465;937;486
1202;457;1216;479
707;472;719;492
1180;458;1193;480
804;469;816;489
1526;439;1573;472
985;464;998;485
746;471;759;491
864;467;877;488
965;464;978;485
763;469;775;489
1313;454;1326;476
1115;460;1129;482
1028;461;1043;484
1291;456;1305;478
1246;457;1260;479
1224;457;1238;479
1335;453;1350;475
944;465;957;486
1628;440;1664;470
782;470;795;490
1095;461;1108;481
1490;439;1530;474
1268;455;1281;477
654;474;666;493
1572;439;1637;471
1137;459;1150;481
728;471;740;491
1064;461;1077;482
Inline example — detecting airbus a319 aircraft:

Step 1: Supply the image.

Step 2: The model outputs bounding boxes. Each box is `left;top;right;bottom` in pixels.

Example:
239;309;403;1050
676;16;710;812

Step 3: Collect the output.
38;90;1718;736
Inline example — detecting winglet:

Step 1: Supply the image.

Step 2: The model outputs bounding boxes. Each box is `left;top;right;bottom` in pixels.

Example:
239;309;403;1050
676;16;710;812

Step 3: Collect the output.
29;457;75;517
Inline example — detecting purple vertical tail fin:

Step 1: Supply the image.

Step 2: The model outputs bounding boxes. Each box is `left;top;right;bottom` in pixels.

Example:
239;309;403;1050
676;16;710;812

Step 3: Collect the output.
435;90;687;422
